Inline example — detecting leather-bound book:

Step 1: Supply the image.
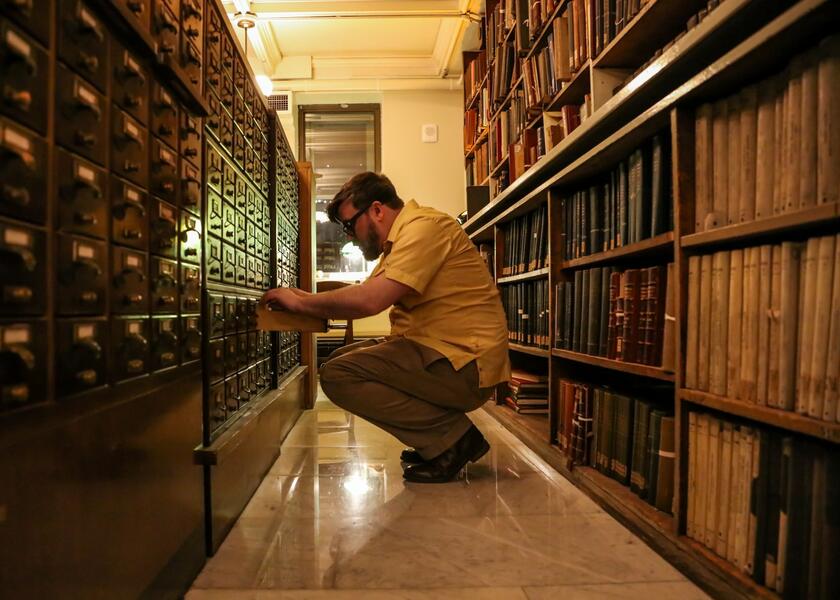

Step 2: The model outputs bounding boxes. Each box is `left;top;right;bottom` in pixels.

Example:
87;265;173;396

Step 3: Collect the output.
630;399;652;498
755;79;777;221
695;103;714;232
612;393;633;485
756;245;773;405
661;263;676;372
710;99;728;229
698;255;713;391
695;413;710;544
651;134;671;237
607;270;622;359
726;425;743;565
620;269;641;363
573;270;584;352
827;234;840;422
800;48;819;210
797;238;819;414
705;416;720;549
740;247;760;403
817;35;840;206
599;266;611;356
580;269;591;352
645;410;663;509
777;437;814;598
710;251;731;395
637;267;652;365
727;249;744;398
727;94;742;226
739;85;759;223
687;412;698;539
773;74;786;216
807;235;835;417
588;186;601;257
779;241;803;410
618;159;629;245
635;144;652;243
655;414;675;515
587;267;602;355
784;57;805;214
749;428;771;583
768;246;783;408
564;280;574;350
716;421;733;556
686;256;701;387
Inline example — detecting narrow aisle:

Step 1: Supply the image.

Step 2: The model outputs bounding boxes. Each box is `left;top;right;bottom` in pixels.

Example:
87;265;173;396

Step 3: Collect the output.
188;387;710;599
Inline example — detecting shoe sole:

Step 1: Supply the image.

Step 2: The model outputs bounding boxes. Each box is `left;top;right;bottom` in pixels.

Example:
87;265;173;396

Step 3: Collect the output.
403;440;490;484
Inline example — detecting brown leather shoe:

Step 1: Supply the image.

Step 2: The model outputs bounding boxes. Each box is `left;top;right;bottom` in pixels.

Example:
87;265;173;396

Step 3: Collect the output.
402;425;489;483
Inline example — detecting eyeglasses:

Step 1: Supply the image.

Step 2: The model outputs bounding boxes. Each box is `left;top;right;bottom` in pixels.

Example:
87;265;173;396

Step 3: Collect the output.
339;204;371;237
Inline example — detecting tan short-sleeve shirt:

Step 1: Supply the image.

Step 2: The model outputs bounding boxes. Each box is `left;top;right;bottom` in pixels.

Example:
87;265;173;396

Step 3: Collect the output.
369;200;510;388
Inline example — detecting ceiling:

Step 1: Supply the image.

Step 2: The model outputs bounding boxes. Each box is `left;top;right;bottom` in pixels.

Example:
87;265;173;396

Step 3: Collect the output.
222;0;483;92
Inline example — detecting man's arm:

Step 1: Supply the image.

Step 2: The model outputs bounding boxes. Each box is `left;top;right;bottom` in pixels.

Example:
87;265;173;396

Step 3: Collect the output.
262;275;413;320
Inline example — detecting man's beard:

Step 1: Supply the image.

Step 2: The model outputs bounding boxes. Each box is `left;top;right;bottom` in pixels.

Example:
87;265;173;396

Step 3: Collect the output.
358;227;381;261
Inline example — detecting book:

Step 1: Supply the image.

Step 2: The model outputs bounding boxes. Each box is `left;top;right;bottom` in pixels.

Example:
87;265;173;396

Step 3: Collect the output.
727;249;744;398
756;245;772;405
807;235;835;418
710;251;730;396
698;255;713;391
778;241;802;410
827;234;840;422
817;35;840;206
655;414;675;514
710;100;728;229
694;103;714;232
726;95;741;226
685;256;701;388
716;421;733;556
797;238;819;414
739;85;758;223
661;263;676;372
755;79;776;220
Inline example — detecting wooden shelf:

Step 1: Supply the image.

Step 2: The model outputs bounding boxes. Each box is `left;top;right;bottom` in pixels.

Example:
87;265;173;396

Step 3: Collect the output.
546;61;592;111
680;203;840;250
551;349;676;382
464;128;489;159
680;538;780;600
490;153;509;177
465;70;489;111
593;0;707;70
463;0;783;237
509;343;550;358
560;232;675;270
497;267;549;284
491;74;524;121
575;466;674;535
679;389;840;445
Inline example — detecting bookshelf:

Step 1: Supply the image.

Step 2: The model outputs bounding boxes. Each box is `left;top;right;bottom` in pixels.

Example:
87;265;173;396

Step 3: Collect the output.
464;1;840;598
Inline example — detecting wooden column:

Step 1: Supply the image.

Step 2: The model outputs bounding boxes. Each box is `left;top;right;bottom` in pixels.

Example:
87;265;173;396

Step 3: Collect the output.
296;161;317;408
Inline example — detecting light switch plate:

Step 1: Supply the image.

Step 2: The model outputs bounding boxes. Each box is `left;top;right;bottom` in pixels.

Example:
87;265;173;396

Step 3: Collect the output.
421;124;438;143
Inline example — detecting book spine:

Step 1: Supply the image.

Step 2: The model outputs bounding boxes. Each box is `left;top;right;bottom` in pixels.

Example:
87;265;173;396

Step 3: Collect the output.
817;35;840;206
756;245;773;406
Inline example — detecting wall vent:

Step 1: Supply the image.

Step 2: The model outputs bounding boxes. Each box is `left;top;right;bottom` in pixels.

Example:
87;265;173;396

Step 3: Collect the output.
268;91;292;114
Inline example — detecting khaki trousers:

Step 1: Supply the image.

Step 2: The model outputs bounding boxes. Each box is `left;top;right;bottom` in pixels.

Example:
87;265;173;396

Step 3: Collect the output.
319;337;492;460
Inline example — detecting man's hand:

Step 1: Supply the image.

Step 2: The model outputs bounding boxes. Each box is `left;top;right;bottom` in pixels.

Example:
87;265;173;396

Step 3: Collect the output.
261;287;304;312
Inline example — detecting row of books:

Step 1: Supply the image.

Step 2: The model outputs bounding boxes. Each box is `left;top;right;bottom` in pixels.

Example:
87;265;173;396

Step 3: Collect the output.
501;279;550;349
559;379;675;514
463;97;490;152
492;36;520;105
560;134;672;260
505;368;549;414
563;0;593;74
687;412;839;598
526;0;560;38
694;34;840;233
486;0;516;67
465;143;489;187
522;18;572;110
500;204;548;275
554;264;675;368
464;50;487;106
488;92;527;175
685;235;840;423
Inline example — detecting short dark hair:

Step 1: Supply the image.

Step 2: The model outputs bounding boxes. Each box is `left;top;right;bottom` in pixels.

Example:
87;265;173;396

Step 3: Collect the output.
327;172;404;223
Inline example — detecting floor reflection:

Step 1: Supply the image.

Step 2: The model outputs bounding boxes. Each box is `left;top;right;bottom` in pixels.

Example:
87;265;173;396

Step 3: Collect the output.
188;388;710;599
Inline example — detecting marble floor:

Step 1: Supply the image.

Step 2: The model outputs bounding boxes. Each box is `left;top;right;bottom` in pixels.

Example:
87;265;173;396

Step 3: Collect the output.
188;389;711;600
